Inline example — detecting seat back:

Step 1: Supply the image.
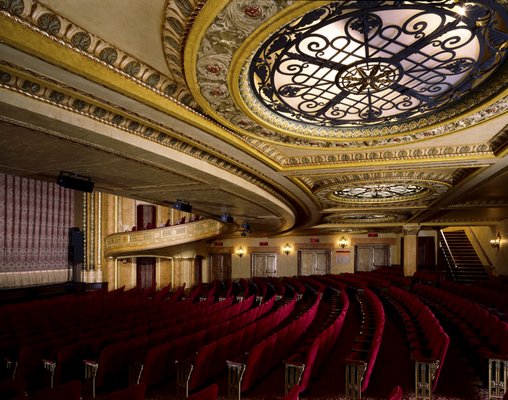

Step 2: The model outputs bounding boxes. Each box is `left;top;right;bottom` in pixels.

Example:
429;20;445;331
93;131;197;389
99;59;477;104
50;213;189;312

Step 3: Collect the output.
188;383;219;400
189;341;217;391
32;380;81;400
96;383;146;400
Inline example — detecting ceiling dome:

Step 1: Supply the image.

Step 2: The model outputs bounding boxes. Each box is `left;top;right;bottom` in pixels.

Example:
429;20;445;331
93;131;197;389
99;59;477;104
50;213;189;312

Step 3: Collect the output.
239;0;508;139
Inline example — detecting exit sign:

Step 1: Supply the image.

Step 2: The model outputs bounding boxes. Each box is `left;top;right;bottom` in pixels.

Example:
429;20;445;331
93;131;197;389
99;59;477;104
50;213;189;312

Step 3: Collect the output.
310;238;320;243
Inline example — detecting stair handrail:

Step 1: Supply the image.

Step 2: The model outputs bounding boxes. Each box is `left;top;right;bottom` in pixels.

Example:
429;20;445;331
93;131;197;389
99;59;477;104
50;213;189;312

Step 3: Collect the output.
438;230;457;271
465;227;494;278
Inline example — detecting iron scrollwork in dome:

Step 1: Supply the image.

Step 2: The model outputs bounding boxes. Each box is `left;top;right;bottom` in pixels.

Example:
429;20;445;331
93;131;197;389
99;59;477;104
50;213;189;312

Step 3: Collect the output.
249;0;508;128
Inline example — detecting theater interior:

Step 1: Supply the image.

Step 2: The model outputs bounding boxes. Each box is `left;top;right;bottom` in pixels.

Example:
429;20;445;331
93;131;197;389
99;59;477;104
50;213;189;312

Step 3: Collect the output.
0;1;508;399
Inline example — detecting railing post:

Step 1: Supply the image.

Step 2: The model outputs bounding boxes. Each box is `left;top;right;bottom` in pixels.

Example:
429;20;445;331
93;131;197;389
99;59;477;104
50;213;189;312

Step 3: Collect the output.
489;359;507;400
415;360;439;400
345;360;366;400
226;361;246;400
285;362;305;395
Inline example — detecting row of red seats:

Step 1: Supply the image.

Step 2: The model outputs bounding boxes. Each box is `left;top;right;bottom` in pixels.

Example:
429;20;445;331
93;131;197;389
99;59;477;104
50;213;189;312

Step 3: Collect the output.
85;295;258;396
0;379;145;400
0;284;185;364
285;278;350;396
15;294;235;392
474;275;508;294
413;284;508;377
181;294;316;397
440;280;508;319
226;294;317;398
383;286;449;392
345;287;385;396
139;295;282;394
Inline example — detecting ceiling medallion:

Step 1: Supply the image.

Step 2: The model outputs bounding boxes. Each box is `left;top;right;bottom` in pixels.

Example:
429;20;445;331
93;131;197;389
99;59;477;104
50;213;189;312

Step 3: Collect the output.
325;212;411;223
242;0;508;137
314;177;451;206
333;184;426;200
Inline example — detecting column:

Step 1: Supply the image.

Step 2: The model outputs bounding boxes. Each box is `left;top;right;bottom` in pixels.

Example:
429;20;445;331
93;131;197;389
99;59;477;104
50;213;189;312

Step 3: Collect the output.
403;224;420;277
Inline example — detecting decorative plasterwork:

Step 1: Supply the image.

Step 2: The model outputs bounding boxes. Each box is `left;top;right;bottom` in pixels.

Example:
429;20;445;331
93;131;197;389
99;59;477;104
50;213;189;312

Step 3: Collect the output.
288;146;492;169
0;0;197;107
311;171;452;208
489;123;508;155
162;0;205;108
448;199;508;208
325;212;412;224
0;62;296;211
104;219;231;257
247;2;502;127
193;0;508;148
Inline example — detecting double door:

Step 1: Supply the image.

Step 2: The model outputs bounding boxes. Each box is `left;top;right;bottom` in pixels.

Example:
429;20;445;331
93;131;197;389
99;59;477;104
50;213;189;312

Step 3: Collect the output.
298;250;331;276
354;244;390;272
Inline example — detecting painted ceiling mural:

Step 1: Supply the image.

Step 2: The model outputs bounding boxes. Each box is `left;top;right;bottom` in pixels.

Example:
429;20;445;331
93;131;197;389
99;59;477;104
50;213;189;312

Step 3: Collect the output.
0;0;507;234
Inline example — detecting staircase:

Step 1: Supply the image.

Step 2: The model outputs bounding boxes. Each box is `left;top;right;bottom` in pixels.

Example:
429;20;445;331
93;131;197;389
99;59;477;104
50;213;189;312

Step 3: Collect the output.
439;230;489;283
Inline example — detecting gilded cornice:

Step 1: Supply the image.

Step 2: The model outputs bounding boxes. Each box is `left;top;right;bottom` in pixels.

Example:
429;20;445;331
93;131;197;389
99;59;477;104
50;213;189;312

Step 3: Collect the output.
448;199;508;208
305;171;455;192
191;0;508;148
0;62;298;212
0;1;296;172
283;145;494;170
162;0;207;107
324;212;412;224
0;0;199;108
489;123;508;156
104;219;230;257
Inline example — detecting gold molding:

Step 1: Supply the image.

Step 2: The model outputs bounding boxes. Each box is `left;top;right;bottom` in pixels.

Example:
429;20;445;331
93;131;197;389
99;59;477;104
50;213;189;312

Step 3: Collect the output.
104;219;231;258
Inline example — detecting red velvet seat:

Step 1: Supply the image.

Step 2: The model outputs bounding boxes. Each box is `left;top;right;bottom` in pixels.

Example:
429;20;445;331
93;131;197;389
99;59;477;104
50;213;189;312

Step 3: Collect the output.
0;378;25;400
31;380;81;400
282;384;300;400
94;341;128;392
95;383;145;400
188;383;218;400
388;385;403;400
209;335;233;379
188;341;217;392
141;338;187;389
240;338;269;392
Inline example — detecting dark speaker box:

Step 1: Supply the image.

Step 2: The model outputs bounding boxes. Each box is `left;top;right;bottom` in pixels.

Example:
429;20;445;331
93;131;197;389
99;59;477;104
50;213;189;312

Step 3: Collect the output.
69;228;84;263
173;201;192;213
57;175;94;192
69;245;84;263
220;214;233;223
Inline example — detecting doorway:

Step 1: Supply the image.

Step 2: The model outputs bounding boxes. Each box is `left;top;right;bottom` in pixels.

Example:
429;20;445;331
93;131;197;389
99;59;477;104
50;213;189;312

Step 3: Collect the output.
251;253;278;277
354;244;390;272
136;257;155;288
298;250;331;276
209;254;232;281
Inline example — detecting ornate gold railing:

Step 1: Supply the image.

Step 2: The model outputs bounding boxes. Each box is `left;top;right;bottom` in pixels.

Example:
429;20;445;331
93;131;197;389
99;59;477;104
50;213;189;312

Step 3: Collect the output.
104;219;230;258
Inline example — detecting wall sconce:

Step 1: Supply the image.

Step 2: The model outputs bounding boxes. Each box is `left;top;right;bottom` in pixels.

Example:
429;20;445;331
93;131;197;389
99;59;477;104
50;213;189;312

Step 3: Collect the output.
282;243;292;255
236;246;246;258
490;233;501;248
338;236;348;248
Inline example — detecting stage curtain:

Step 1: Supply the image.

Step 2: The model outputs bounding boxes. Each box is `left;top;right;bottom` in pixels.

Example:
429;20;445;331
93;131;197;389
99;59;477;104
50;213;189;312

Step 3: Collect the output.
0;173;74;273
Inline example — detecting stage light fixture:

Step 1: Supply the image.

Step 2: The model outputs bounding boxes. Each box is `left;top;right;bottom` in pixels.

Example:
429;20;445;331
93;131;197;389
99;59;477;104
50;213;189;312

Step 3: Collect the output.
172;199;192;213
56;171;94;193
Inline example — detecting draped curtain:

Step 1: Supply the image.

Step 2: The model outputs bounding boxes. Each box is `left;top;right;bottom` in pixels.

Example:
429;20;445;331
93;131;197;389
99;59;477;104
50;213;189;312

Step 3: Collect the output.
0;173;74;272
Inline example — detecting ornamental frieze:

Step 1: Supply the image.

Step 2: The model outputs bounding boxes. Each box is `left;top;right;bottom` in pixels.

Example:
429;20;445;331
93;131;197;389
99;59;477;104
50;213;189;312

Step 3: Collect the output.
0;62;293;209
0;0;197;107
